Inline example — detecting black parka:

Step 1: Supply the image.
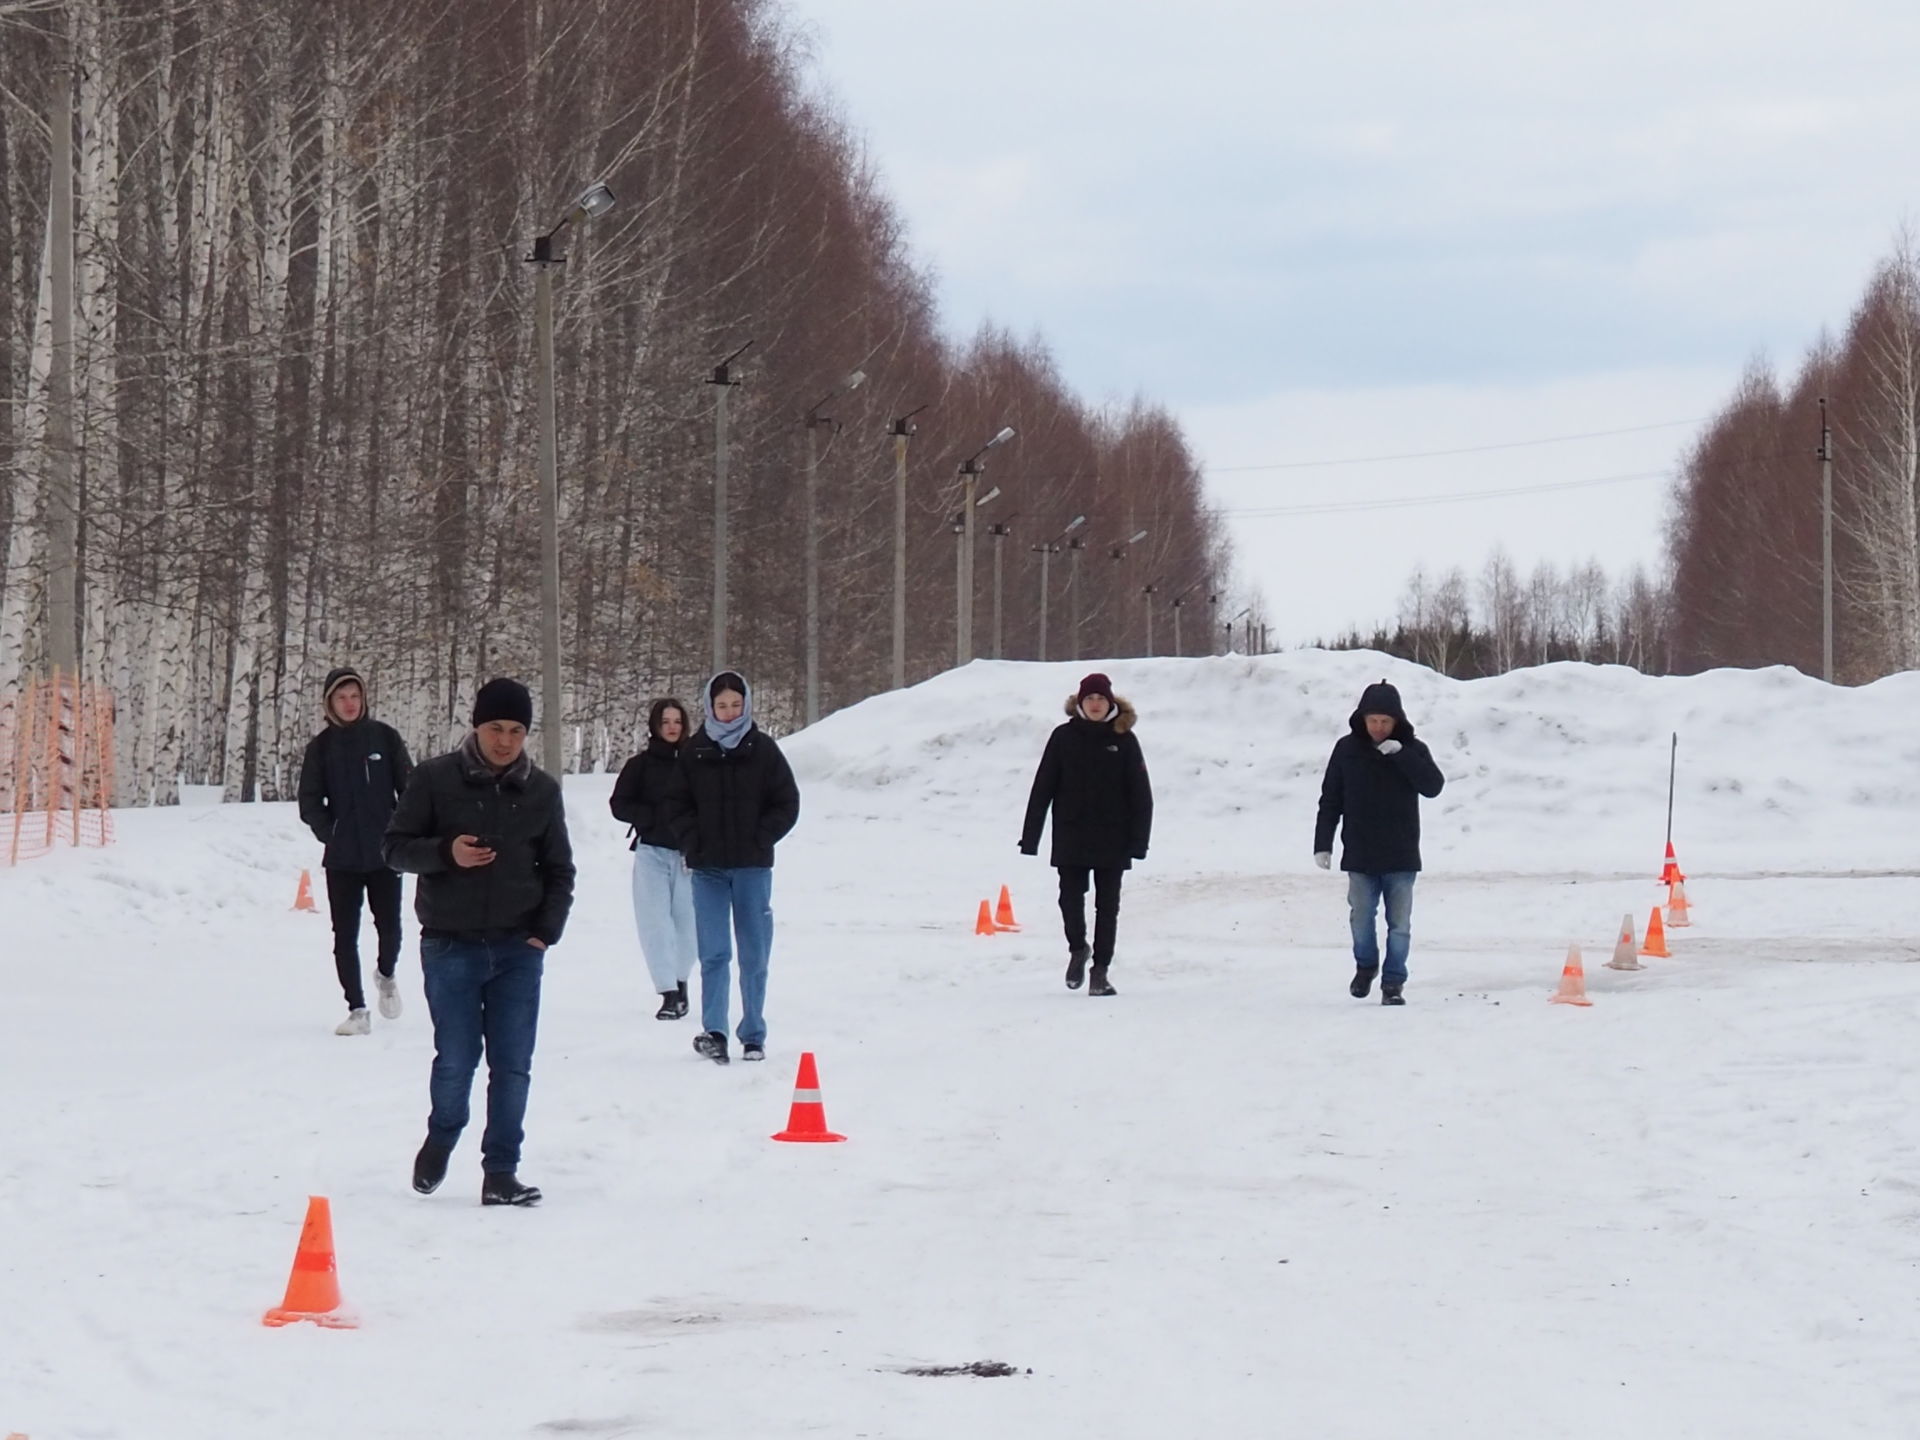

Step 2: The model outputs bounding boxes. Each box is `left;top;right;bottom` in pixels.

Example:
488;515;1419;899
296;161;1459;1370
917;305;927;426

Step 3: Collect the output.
609;742;682;851
381;737;576;944
1313;681;1445;874
1020;696;1153;871
297;718;413;872
659;725;800;870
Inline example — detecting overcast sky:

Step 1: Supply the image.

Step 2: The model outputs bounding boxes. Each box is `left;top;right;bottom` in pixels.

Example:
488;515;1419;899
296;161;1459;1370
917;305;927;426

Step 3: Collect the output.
788;0;1920;643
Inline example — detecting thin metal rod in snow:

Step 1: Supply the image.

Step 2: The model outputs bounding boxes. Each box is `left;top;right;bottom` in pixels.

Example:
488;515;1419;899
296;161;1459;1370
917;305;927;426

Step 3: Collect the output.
1666;732;1678;854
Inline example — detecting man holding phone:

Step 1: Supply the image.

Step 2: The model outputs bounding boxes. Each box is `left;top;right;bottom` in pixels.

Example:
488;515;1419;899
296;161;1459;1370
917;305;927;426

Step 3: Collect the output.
383;677;575;1207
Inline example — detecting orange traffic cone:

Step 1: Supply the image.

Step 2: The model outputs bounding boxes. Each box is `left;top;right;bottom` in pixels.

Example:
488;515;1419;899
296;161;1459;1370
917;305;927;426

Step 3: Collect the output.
1666;880;1692;928
974;900;997;936
1604;912;1644;971
293;869;318;912
1658;841;1686;886
1549;943;1594;1006
1641;906;1671;959
263;1196;357;1328
772;1052;846;1143
994;884;1020;931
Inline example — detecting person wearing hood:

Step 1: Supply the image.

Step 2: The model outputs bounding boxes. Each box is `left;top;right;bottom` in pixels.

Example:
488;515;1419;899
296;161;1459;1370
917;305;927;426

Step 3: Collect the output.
382;677;576;1207
659;671;801;1065
1019;673;1153;997
1313;679;1446;1006
609;698;698;1020
296;666;414;1035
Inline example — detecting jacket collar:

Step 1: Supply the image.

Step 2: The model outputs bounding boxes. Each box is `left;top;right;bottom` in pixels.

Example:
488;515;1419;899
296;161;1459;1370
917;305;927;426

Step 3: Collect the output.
458;731;534;787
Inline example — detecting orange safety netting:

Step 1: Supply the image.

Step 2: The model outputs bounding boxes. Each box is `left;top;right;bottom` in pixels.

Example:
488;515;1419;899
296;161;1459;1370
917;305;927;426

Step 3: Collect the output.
2;671;115;865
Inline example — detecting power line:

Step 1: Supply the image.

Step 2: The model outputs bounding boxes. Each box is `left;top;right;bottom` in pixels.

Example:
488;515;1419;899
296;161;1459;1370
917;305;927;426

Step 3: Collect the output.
1203;418;1701;473
1216;468;1674;520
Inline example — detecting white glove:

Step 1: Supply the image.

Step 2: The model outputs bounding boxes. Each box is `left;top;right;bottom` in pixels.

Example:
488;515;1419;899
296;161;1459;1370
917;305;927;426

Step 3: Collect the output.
1375;739;1403;756
1314;852;1332;870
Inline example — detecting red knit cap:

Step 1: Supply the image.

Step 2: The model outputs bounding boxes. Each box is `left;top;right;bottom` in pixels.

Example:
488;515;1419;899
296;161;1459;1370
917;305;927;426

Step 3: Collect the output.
1077;673;1114;705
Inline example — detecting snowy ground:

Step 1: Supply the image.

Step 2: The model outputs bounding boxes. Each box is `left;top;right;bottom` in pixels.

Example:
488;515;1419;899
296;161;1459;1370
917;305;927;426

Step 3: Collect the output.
3;653;1917;1438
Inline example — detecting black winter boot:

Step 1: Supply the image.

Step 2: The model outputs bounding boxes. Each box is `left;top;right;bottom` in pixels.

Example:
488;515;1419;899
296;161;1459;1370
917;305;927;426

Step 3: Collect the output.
1381;982;1405;1006
481;1171;542;1206
655;989;689;1020
1088;964;1117;997
412;1138;452;1195
693;1030;730;1065
1350;966;1379;999
1065;945;1089;990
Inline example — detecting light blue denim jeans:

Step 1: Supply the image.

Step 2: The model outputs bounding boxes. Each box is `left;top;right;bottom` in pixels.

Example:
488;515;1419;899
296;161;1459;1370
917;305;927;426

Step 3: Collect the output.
630;843;698;994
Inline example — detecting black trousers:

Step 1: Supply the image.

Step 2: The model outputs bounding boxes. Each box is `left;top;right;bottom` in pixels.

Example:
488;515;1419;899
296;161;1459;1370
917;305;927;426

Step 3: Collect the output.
326;867;404;1010
1057;866;1125;967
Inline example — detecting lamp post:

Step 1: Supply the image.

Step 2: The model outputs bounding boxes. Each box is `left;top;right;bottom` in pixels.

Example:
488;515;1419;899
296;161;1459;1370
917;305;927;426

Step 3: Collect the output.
1171;585;1201;658
802;369;867;724
1032;515;1085;663
707;340;751;674
1142;577;1163;657
528;180;616;775
1230;607;1251;654
987;515;1019;659
1105;529;1149;656
956;426;1016;665
1818;396;1834;682
889;404;929;690
1067;535;1088;660
1206;592;1220;654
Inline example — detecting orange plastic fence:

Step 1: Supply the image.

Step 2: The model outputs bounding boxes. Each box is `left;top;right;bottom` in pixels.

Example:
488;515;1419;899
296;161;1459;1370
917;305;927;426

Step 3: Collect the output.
2;671;115;865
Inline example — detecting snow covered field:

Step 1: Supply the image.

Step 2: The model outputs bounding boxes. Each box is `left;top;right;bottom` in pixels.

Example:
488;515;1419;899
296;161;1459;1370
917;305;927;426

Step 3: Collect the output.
4;652;1917;1439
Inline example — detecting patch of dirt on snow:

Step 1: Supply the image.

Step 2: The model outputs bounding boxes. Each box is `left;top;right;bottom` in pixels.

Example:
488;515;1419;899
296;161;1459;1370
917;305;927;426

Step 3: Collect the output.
895;1360;1027;1378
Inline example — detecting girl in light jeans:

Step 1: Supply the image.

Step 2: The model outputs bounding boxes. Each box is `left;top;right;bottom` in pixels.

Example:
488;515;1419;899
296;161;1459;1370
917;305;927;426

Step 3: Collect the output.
609;698;698;1018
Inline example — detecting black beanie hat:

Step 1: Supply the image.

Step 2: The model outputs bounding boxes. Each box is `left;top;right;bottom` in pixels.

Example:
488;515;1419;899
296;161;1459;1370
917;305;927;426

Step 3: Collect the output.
1077;672;1115;705
472;677;534;730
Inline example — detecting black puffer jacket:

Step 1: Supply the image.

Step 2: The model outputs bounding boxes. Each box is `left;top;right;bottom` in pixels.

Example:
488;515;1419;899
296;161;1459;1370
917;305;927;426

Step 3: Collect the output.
1020;695;1153;871
297;719;413;872
659;725;800;870
382;736;576;944
1313;681;1445;874
609;742;682;850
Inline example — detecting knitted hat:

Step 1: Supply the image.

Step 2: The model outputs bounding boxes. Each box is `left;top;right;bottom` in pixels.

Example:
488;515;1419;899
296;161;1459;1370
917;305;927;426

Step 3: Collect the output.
472;677;533;730
1076;672;1115;706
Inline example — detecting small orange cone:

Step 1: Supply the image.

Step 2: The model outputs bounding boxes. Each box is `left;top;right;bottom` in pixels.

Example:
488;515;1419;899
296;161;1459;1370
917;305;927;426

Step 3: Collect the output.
1658;842;1686;886
1604;912;1645;971
994;885;1020;931
293;869;318;912
263;1196;357;1328
1666;880;1692;928
974;900;996;936
1641;906;1671;959
772;1051;846;1143
1549;943;1594;1005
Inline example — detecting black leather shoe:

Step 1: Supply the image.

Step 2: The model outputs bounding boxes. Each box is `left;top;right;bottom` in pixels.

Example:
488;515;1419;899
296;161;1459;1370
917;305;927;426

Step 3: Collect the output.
412;1139;451;1195
1350;966;1379;999
481;1172;542;1206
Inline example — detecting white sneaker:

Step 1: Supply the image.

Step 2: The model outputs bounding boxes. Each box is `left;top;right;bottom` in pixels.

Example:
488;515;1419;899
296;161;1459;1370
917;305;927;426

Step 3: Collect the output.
335;1008;371;1036
375;973;401;1020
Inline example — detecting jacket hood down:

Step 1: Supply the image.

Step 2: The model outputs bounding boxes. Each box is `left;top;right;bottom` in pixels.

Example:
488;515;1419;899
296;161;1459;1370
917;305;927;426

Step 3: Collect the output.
1062;693;1138;734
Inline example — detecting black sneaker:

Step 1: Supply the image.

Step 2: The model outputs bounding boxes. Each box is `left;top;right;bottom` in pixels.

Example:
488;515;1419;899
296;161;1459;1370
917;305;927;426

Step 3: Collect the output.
1088;964;1117;997
693;1030;730;1065
481;1172;542;1206
1350;966;1379;999
655;990;689;1020
412;1138;451;1195
1065;945;1089;990
742;1042;765;1062
1381;982;1405;1007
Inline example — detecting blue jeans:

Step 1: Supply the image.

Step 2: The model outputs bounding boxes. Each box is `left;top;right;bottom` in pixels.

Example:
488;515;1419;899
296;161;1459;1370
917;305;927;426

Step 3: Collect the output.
1348;871;1416;983
421;933;544;1173
630;844;698;994
691;867;774;1046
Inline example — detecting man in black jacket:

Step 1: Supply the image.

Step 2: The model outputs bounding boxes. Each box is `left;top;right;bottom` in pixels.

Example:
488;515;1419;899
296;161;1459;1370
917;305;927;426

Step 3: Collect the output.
1313;679;1445;1006
383;678;575;1207
296;667;414;1035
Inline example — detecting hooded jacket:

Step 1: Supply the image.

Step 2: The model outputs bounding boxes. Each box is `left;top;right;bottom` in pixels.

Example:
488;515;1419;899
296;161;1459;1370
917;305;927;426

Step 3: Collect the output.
659;722;801;870
609;706;687;851
1020;694;1154;871
381;733;576;944
1313;681;1445;874
296;684;413;872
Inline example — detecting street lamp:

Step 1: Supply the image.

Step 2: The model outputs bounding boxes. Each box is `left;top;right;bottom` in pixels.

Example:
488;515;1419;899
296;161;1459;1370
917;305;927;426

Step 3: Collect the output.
1171;585;1202;658
1032;514;1085;663
803;368;867;725
987;513;1020;659
956;426;1016;666
889;404;930;690
1103;530;1149;659
527;180;616;775
1229;607;1251;654
707;339;752;674
1141;576;1164;657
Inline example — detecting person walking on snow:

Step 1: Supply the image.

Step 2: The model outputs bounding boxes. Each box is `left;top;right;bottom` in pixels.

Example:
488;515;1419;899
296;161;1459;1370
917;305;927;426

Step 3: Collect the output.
296;666;414;1035
609;698;698;1020
660;672;800;1065
383;678;575;1207
1313;679;1446;1006
1019;673;1153;997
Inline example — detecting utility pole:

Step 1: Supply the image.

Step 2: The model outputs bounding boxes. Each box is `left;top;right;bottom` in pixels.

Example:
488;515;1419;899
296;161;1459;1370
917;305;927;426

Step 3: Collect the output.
954;427;1016;666
889;406;926;690
46;38;77;678
1033;515;1085;664
988;520;1014;659
708;341;750;673
804;370;866;725
1142;580;1158;656
1819;396;1834;682
1068;536;1087;661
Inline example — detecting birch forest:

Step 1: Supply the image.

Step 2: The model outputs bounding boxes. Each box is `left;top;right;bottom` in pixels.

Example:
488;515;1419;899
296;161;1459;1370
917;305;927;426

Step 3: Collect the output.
0;0;1229;805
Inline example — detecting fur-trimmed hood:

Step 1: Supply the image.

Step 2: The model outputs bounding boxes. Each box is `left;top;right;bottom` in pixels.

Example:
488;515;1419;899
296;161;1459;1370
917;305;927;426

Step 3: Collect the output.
1063;693;1138;734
